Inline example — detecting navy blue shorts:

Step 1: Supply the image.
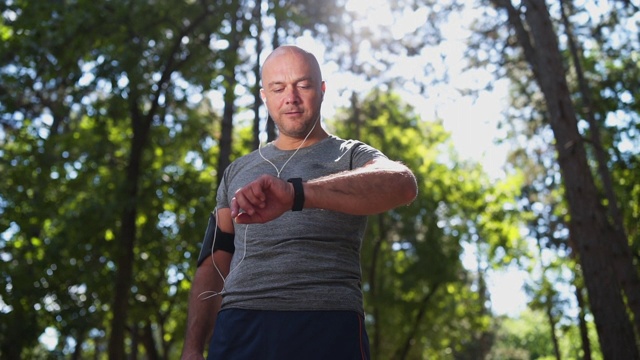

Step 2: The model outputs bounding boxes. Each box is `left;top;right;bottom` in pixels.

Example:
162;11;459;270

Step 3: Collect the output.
207;309;370;360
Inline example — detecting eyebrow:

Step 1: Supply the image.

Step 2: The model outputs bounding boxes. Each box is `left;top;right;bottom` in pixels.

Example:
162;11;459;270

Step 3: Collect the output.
266;76;314;88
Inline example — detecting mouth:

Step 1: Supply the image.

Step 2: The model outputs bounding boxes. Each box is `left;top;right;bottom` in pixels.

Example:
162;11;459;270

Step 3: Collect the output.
284;110;303;116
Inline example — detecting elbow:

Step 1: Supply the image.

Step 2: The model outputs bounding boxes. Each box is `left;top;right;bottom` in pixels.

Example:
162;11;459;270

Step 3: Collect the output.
368;158;418;208
388;161;418;206
405;184;418;205
399;172;418;205
389;166;417;206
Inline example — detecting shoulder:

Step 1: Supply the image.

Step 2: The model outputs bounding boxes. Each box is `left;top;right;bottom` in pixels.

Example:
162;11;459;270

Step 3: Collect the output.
337;134;384;152
324;134;376;150
322;135;369;153
323;135;387;169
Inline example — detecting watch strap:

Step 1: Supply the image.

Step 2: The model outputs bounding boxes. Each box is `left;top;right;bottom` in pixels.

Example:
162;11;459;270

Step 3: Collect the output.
287;178;305;211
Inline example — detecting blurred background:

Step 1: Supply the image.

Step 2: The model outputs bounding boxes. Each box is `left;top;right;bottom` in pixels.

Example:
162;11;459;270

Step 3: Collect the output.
1;0;639;358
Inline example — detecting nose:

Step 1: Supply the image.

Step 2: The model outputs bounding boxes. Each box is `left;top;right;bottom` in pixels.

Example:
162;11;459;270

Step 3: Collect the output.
284;87;300;104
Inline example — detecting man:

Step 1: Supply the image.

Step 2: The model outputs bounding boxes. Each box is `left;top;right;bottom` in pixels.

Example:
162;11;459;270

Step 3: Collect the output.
181;45;417;360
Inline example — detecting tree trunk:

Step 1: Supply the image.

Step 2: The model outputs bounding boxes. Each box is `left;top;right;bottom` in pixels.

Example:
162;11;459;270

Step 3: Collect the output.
217;8;241;182
130;324;139;360
544;293;561;360
252;0;264;151
105;6;212;355
94;335;102;360
350;92;362;139
492;0;639;358
108;109;151;359
393;283;440;360
265;0;283;143
476;257;493;359
142;321;160;360
560;0;640;335
218;81;235;181
573;273;593;360
70;332;85;360
537;231;562;360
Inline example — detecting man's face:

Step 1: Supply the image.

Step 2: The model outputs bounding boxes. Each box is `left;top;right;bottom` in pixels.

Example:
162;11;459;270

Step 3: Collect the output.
260;50;325;139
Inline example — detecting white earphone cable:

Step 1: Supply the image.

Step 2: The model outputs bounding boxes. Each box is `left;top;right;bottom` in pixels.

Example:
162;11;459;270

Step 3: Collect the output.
258;116;319;179
198;209;248;300
198;116;320;300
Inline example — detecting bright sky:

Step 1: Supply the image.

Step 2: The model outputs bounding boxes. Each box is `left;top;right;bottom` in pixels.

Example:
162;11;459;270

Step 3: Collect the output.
296;0;525;317
297;1;511;179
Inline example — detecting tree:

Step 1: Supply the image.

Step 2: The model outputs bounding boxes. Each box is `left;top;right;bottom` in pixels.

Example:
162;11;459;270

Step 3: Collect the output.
475;0;639;357
559;0;640;335
0;0;226;357
332;89;522;359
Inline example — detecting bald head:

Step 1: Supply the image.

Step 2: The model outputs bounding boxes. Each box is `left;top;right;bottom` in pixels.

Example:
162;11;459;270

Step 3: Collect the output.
261;45;323;87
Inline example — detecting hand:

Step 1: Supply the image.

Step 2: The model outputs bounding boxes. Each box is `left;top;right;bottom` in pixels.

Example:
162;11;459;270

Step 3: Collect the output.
231;174;294;224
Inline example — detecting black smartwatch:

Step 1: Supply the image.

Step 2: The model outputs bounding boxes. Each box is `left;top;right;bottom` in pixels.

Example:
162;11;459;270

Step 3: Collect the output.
287;178;305;211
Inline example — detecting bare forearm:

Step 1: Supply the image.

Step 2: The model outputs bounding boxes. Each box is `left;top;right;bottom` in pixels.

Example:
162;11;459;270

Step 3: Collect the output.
182;291;219;358
304;158;417;215
182;251;231;359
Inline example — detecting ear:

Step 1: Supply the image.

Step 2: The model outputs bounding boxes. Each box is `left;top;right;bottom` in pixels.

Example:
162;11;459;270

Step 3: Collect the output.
260;88;266;103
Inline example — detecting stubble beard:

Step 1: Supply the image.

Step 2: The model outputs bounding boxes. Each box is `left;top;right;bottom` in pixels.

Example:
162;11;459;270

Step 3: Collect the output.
277;114;319;139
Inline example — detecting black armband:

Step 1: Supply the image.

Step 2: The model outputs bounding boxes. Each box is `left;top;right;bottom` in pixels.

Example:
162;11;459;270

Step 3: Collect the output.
196;212;235;267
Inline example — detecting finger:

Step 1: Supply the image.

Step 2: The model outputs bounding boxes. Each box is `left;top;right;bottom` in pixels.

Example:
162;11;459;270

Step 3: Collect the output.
247;182;267;208
237;183;268;213
233;191;255;216
230;197;240;218
233;191;262;216
233;212;251;224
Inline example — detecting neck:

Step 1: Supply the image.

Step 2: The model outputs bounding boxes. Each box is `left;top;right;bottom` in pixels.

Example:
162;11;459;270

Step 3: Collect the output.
274;127;329;151
259;126;327;179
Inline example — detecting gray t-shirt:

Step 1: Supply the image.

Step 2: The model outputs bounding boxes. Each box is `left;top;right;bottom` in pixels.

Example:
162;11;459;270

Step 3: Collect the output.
216;135;385;315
